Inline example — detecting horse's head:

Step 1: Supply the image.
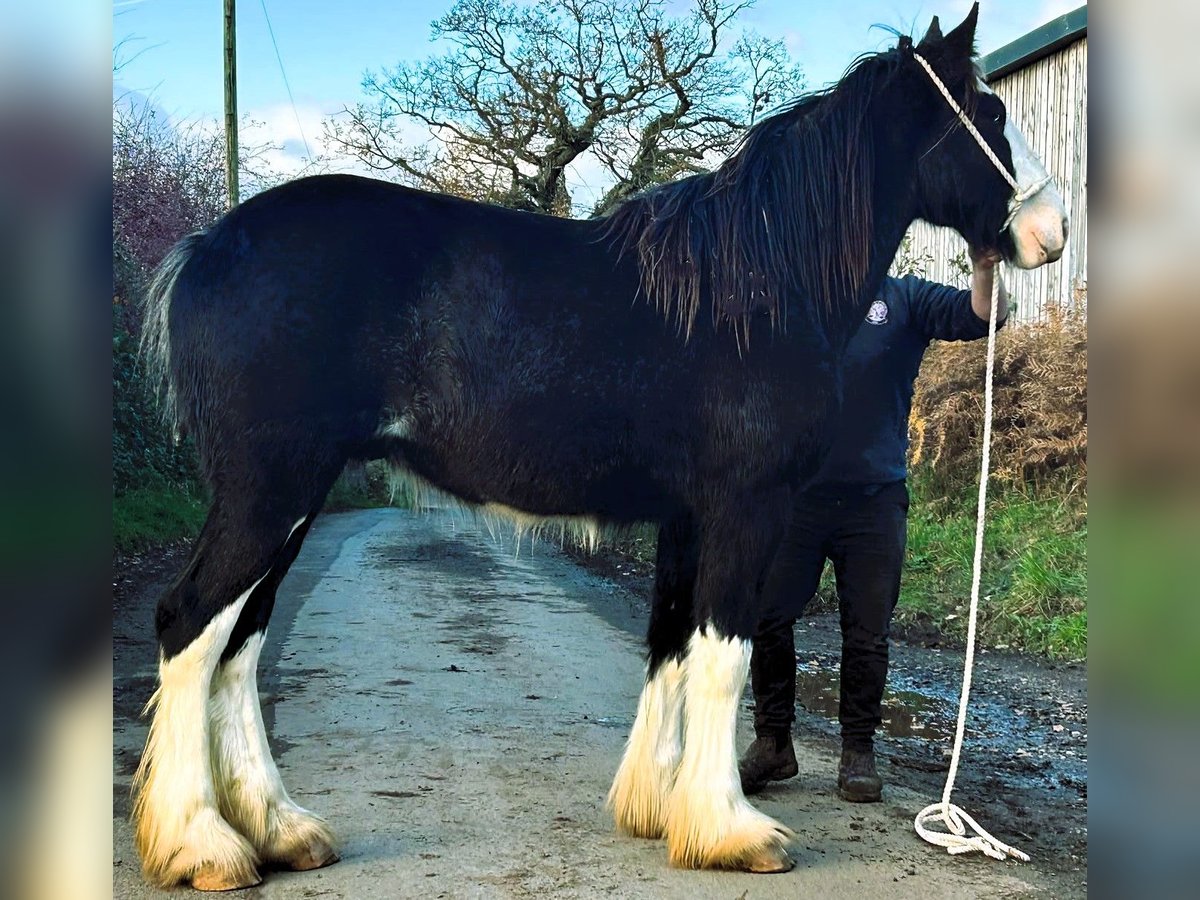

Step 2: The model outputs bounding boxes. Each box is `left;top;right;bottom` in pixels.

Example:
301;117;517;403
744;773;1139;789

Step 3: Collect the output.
905;3;1068;269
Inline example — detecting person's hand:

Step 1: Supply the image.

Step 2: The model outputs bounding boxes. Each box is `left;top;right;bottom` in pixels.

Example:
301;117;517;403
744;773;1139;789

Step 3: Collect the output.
968;245;1002;270
967;244;1006;323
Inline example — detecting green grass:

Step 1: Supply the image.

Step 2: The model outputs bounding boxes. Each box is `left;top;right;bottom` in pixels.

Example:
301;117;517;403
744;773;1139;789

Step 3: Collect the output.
897;476;1086;658
323;461;402;512
113;463;398;556
113;484;209;554
607;476;1087;661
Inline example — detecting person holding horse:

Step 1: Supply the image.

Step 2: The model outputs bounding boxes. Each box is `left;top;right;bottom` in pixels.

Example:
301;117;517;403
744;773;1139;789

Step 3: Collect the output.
738;245;1006;802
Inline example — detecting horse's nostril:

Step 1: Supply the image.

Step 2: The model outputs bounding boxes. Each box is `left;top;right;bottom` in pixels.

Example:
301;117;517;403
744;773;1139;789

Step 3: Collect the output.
1061;217;1069;240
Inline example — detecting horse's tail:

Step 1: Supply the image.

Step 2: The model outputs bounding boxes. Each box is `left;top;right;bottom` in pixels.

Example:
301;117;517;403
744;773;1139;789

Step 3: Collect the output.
140;232;207;436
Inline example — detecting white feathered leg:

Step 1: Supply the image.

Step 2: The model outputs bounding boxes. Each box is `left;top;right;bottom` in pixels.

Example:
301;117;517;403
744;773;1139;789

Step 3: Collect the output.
132;586;262;890
209;631;339;871
663;627;795;872
608;657;685;838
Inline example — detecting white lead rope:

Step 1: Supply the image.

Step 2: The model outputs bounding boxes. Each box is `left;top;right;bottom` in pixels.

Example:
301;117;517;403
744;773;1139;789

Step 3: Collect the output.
912;273;1030;863
909;51;1033;864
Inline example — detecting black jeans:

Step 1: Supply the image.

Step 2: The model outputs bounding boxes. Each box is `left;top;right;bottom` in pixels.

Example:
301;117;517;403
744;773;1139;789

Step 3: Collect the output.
751;480;909;752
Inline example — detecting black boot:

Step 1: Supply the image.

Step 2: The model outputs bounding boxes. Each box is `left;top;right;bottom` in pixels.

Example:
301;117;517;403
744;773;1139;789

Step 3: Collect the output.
739;730;799;795
837;745;882;803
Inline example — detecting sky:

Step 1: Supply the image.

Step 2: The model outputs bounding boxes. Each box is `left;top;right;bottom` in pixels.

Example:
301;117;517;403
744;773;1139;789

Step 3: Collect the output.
112;0;1082;209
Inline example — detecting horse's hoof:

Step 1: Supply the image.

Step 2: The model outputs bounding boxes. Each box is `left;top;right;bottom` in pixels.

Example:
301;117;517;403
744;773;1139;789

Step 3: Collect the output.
745;843;795;874
261;808;341;871
191;863;262;892
286;840;340;871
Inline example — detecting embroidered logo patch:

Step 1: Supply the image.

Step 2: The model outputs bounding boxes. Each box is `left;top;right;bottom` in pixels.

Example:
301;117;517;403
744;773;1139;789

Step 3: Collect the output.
866;299;889;324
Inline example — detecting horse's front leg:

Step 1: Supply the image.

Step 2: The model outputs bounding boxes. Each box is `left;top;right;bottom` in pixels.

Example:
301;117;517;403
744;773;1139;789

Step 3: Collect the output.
609;515;697;838
664;488;796;873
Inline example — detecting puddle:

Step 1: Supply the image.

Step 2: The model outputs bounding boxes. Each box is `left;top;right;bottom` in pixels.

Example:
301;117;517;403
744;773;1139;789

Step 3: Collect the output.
794;666;953;742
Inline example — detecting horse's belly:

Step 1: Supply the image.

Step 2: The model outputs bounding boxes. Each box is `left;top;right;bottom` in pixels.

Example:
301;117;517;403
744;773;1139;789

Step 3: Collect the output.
383;405;676;527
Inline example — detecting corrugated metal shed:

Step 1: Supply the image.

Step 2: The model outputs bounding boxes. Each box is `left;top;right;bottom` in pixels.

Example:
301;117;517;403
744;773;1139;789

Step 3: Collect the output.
896;6;1088;321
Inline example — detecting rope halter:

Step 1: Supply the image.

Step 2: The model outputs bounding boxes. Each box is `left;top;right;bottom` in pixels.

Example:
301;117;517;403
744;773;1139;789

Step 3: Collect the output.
912;52;1052;232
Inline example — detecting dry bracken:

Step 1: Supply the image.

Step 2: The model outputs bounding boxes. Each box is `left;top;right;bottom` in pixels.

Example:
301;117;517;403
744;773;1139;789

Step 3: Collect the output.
909;305;1087;496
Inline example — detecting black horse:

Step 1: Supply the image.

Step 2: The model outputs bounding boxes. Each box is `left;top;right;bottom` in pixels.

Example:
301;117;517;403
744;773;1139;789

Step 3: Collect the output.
132;5;1066;889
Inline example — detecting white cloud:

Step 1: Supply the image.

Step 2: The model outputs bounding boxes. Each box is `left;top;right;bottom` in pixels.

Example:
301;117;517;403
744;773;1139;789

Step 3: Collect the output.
781;30;806;57
565;148;616;216
241;102;330;176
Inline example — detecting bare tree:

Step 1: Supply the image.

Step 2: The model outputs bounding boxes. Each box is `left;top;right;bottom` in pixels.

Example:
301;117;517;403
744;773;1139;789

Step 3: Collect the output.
324;0;803;216
112;98;289;274
112;102;229;274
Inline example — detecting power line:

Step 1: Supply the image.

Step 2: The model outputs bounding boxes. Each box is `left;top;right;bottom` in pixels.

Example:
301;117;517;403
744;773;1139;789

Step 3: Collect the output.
258;0;312;161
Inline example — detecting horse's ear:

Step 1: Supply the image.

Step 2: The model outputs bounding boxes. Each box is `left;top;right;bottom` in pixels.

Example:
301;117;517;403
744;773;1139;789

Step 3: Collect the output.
943;3;979;59
918;15;942;48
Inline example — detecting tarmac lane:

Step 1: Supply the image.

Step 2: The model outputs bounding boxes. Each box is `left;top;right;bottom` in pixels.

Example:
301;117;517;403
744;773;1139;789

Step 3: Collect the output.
113;507;1052;898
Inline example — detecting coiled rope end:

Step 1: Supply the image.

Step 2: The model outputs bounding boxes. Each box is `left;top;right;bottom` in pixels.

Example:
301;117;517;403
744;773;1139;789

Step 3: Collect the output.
915;801;1031;862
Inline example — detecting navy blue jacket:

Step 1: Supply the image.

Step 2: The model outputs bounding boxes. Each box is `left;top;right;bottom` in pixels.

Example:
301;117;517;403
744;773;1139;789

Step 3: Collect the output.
811;275;1002;488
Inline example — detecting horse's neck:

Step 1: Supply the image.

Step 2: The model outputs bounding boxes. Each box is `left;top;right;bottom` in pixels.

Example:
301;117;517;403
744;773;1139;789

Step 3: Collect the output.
833;115;931;346
817;201;916;352
858;212;916;318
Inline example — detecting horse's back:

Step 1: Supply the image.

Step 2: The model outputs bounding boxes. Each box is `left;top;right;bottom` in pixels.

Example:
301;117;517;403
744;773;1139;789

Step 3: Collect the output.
178;174;580;314
155;176;658;473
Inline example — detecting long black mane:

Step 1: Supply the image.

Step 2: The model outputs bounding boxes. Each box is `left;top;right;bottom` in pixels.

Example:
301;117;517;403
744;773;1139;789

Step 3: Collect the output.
602;47;909;344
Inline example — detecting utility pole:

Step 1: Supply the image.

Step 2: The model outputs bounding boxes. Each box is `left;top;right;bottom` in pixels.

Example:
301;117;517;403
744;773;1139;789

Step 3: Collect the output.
223;0;239;207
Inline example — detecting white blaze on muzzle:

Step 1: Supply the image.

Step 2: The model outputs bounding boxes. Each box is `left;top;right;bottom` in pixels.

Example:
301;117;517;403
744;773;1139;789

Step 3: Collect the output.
912;52;1068;270
1000;118;1068;268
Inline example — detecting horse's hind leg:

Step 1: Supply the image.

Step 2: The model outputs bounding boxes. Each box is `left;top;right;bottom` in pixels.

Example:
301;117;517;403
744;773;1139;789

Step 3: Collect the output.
133;439;344;890
209;515;338;874
132;506;288;890
609;515;696;839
